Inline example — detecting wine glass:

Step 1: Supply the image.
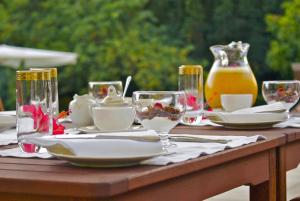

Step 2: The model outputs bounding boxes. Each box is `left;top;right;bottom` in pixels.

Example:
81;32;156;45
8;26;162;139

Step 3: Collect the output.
132;91;186;149
262;80;300;112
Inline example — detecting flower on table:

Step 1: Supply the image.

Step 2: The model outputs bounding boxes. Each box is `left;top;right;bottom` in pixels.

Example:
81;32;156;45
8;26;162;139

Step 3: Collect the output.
23;105;65;135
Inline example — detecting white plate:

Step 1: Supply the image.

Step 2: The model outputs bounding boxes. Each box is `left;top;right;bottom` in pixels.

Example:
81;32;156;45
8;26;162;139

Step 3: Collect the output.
205;112;288;129
22;135;163;167
49;151;162;167
210;120;283;129
78;125;146;134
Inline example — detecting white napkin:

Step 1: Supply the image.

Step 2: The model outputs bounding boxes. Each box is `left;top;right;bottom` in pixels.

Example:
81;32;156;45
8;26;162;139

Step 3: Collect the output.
142;135;265;165
182;119;222;127
0;147;52;158
0;129;17;145
22;132;163;158
232;102;286;114
274;117;300;128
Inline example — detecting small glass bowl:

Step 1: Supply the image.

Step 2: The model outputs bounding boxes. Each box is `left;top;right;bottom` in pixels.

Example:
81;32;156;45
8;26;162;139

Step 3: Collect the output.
262;80;300;111
132;91;186;148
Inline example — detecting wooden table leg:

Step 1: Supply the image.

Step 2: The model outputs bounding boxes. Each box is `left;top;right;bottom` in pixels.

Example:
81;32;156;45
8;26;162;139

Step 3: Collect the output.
277;146;287;201
250;149;276;201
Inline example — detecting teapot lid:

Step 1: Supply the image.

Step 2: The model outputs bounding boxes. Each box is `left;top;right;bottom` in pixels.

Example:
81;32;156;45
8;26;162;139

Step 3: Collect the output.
100;86;129;106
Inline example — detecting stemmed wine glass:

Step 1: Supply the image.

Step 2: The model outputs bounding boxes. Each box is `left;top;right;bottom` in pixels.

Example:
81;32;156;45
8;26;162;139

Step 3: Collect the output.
132;91;186;149
262;80;300;112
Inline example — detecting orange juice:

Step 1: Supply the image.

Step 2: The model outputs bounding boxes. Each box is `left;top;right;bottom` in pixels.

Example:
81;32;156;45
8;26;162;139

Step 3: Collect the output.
205;66;258;108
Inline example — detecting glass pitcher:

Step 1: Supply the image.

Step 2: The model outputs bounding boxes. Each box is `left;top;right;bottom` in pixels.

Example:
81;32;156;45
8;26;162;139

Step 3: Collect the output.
205;41;258;109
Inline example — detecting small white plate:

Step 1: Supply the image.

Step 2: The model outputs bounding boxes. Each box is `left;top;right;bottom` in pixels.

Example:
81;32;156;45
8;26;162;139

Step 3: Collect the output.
205;112;288;129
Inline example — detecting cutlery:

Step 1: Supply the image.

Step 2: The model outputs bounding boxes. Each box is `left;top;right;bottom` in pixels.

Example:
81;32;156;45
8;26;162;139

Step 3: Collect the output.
123;75;132;98
53;134;230;144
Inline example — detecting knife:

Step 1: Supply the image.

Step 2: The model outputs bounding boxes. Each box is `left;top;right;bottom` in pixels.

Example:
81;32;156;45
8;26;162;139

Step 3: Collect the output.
53;134;230;144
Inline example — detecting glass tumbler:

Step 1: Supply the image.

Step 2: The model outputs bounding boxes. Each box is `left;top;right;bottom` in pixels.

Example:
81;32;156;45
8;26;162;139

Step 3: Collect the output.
16;70;53;153
178;65;203;125
88;81;123;100
31;68;59;117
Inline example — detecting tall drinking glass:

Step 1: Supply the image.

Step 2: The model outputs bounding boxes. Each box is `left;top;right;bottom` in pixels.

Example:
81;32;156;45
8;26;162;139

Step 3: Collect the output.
178;65;203;125
132;91;186;149
16;70;53;153
31;68;59;117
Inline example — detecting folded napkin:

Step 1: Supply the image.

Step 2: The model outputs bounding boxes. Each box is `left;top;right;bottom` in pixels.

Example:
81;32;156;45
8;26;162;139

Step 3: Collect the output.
0;133;265;166
232;102;286;114
21;131;163;158
183;119;222;127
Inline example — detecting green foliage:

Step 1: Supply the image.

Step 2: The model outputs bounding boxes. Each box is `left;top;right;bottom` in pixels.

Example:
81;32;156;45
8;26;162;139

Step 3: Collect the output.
266;0;300;78
149;0;282;76
0;0;191;110
0;0;288;109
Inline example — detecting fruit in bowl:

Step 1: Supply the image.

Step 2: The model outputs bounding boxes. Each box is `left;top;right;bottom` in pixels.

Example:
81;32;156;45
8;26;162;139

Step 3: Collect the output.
133;91;186;148
262;80;300;111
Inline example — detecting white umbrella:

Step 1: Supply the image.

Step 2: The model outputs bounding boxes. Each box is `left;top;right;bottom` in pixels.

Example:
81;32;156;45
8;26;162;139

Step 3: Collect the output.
0;44;77;68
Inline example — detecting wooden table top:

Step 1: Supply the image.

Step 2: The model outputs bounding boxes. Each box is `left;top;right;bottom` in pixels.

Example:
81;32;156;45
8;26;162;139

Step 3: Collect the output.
0;126;289;199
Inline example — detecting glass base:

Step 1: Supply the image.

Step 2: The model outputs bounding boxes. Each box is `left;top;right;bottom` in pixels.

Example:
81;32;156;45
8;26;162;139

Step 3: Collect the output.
18;142;41;153
180;114;203;126
158;133;176;152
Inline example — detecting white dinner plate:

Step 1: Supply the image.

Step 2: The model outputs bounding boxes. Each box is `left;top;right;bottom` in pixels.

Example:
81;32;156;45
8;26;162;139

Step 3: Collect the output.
22;135;163;167
210;120;283;129
205;112;288;129
49;151;162;167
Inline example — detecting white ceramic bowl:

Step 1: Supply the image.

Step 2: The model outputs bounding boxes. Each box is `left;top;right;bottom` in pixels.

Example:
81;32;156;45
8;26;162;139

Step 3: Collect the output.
221;94;253;112
92;106;135;130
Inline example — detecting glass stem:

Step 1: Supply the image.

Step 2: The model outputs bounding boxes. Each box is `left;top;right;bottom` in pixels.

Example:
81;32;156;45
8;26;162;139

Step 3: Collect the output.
158;132;170;150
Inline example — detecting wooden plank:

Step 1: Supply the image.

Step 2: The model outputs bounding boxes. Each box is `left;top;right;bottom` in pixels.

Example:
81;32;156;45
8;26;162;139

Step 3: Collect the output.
249;149;276;201
286;140;300;171
277;145;287;201
0;193;97;201
112;150;270;201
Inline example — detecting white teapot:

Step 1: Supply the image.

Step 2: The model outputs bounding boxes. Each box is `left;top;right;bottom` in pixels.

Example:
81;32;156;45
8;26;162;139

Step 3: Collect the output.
69;94;96;127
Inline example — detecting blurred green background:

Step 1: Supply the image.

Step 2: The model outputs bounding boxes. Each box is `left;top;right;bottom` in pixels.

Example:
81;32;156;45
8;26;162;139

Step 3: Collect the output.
0;0;300;110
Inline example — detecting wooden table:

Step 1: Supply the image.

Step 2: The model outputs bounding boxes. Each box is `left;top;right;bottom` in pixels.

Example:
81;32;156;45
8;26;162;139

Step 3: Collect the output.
0;127;288;201
276;128;300;201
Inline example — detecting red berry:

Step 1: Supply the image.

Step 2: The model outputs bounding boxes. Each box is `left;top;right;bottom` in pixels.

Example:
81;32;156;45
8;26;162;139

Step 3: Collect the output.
153;103;163;110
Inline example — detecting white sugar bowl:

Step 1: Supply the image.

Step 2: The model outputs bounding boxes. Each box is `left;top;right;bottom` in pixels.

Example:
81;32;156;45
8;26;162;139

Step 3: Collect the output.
91;86;135;130
69;94;96;127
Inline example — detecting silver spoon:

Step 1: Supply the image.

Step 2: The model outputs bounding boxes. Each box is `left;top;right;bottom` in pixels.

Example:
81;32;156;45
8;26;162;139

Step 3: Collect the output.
123;76;132;98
